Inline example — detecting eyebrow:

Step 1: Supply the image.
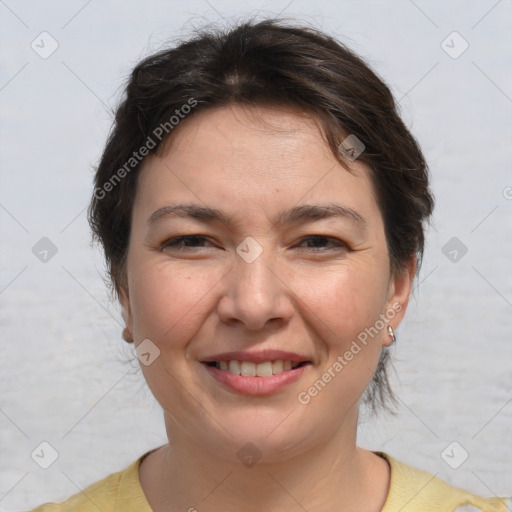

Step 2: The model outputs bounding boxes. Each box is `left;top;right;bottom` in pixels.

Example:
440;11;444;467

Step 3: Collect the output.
147;203;366;228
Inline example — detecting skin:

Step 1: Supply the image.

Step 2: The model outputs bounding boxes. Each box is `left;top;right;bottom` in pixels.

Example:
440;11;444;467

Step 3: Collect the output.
120;104;415;512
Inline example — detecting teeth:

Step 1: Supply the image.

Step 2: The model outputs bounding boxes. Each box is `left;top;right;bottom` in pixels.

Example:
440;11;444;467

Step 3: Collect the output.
240;361;257;376
256;361;273;377
212;360;305;376
228;360;240;374
272;360;283;373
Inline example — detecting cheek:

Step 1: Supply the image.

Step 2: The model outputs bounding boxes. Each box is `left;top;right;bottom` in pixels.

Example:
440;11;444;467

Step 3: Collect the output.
292;264;389;411
293;260;389;341
128;260;221;346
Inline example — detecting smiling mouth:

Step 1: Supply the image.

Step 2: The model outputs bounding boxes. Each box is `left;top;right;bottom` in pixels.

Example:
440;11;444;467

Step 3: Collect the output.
202;360;311;377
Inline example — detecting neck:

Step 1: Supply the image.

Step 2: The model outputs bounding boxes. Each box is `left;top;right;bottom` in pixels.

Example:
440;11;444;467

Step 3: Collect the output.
140;406;390;512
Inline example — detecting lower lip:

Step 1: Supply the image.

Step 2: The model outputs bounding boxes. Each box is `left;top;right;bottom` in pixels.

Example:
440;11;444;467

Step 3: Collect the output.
201;363;309;396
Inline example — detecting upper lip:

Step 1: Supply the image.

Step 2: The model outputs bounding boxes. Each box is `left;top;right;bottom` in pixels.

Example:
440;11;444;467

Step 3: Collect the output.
200;349;312;364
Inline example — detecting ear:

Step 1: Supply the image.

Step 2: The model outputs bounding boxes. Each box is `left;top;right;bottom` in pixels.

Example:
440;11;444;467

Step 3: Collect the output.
118;285;134;343
382;256;416;347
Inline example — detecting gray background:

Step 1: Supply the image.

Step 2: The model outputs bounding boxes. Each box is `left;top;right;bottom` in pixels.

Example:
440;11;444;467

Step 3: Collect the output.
1;0;511;509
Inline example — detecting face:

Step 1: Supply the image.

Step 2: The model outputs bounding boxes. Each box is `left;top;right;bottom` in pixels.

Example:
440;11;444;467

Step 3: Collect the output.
120;104;413;463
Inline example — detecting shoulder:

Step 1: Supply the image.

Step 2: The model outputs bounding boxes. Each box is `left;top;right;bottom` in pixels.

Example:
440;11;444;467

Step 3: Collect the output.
23;456;152;512
377;452;511;512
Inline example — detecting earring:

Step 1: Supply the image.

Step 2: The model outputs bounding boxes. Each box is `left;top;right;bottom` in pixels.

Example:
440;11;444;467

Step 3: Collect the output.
387;325;396;344
122;327;134;343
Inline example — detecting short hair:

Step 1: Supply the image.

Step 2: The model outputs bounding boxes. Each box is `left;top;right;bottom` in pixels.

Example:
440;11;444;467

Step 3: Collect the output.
88;18;434;412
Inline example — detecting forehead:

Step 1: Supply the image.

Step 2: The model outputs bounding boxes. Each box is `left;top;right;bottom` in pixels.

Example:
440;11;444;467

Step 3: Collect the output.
157;103;338;176
134;104;381;228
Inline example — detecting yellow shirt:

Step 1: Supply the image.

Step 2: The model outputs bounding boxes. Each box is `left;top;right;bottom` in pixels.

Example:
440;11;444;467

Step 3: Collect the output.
26;451;510;512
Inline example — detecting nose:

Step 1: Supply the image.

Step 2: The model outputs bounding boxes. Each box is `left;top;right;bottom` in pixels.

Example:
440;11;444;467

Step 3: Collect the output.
217;249;294;332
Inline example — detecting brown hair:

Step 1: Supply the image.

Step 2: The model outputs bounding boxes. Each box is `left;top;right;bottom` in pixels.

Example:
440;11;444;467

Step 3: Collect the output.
88;18;434;412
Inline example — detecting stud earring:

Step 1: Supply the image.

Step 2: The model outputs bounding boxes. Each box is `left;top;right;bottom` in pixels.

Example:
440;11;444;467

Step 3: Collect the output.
387;325;396;344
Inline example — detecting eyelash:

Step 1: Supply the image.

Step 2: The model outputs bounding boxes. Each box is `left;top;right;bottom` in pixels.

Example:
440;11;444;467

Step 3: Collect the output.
161;235;346;252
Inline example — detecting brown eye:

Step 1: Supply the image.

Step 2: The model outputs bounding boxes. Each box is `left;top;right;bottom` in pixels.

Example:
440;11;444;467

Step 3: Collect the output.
162;235;214;250
296;236;346;251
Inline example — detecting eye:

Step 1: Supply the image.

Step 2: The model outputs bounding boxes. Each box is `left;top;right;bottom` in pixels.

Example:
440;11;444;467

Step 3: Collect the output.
160;234;346;253
161;235;216;251
295;235;347;251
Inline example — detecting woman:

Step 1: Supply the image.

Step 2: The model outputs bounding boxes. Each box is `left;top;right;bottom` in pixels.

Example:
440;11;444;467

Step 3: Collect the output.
28;18;509;512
